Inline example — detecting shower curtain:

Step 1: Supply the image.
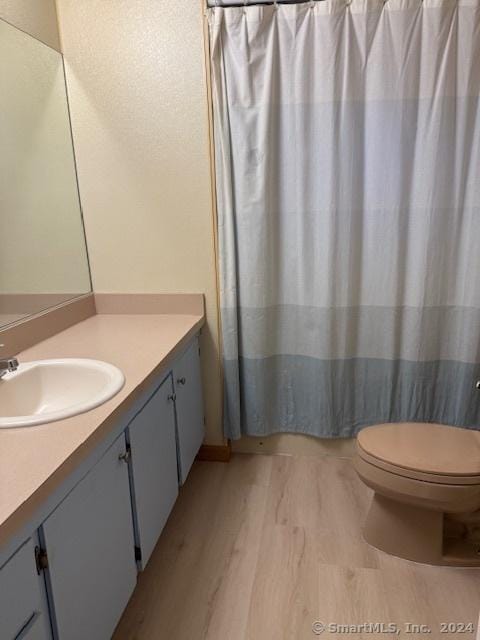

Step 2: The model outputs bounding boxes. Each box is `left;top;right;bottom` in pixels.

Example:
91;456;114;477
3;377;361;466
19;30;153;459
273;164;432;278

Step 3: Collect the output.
209;0;480;440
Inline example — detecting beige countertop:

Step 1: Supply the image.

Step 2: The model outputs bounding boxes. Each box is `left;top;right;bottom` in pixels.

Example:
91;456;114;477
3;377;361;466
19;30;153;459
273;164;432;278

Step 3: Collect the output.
0;312;204;549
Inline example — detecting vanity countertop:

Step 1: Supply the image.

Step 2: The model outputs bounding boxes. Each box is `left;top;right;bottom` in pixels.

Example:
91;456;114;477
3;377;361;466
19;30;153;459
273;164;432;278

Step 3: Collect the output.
0;311;204;549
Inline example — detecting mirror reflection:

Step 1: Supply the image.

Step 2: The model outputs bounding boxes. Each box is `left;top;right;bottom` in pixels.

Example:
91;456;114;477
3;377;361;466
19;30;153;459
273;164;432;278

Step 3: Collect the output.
0;18;91;328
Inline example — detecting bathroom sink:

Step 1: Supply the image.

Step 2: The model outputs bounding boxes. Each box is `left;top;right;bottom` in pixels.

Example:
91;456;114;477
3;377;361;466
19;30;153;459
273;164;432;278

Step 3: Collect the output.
0;359;125;428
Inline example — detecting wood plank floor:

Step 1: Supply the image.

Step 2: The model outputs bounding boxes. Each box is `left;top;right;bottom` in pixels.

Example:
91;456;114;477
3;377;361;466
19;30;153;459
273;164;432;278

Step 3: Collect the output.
114;454;480;640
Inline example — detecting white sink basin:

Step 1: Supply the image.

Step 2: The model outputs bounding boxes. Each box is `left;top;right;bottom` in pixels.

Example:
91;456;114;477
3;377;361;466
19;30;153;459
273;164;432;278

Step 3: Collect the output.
0;359;125;428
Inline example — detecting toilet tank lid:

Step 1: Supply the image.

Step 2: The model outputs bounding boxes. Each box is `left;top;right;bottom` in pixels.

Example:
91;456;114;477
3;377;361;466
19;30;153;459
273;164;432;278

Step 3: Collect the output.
357;423;480;477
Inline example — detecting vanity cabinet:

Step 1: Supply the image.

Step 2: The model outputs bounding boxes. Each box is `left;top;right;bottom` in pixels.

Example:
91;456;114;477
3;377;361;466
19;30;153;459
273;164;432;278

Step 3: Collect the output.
1;334;205;640
127;375;179;568
173;337;205;484
0;537;51;640
41;434;137;640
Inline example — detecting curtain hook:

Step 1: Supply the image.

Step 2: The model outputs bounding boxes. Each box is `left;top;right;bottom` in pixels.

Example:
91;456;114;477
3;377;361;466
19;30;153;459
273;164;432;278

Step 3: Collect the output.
243;0;247;14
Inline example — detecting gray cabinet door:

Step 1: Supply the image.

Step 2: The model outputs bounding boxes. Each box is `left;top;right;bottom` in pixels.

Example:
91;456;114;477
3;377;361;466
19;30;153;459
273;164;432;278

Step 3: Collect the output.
174;337;205;484
42;435;137;640
0;538;51;640
15;612;51;640
127;375;179;569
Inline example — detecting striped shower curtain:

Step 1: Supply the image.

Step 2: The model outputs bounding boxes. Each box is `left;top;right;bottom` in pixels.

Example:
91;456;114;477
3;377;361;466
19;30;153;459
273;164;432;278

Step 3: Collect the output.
209;0;480;440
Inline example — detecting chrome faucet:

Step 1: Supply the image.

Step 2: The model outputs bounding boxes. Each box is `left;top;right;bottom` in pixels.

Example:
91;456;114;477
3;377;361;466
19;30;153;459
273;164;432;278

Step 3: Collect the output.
0;357;19;379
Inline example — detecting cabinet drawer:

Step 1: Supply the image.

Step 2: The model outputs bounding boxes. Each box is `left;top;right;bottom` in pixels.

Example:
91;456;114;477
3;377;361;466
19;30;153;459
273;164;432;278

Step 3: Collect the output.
0;538;50;640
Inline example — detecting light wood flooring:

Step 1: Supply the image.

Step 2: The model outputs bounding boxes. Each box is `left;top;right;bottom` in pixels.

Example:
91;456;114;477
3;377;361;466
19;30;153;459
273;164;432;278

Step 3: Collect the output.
114;454;480;640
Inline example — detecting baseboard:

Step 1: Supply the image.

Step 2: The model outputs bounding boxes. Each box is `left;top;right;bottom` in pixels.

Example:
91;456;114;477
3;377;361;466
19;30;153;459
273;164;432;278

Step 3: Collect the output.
196;442;231;463
231;434;355;457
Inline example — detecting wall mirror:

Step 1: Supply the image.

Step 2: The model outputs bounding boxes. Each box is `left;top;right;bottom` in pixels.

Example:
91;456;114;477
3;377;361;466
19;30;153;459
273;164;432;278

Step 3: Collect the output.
0;18;91;329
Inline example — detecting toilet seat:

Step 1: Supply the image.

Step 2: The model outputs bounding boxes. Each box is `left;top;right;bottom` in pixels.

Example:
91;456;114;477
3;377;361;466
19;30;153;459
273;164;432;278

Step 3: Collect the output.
357;422;480;486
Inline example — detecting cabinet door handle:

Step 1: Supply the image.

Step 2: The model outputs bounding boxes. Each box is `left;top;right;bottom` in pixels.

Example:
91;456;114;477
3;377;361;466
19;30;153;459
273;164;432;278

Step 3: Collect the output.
176;377;186;386
118;450;131;463
34;546;49;574
168;393;176;402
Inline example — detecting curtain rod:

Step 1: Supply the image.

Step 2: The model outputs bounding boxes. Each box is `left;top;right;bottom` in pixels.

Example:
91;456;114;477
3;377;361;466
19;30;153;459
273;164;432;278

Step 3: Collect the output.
206;0;324;7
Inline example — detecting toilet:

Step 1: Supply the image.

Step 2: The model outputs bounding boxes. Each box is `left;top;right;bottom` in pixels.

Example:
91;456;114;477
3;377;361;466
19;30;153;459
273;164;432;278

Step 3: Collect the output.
354;422;480;566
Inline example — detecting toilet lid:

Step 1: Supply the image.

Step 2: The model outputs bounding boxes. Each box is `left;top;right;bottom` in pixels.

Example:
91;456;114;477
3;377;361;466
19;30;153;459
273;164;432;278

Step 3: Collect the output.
357;423;480;478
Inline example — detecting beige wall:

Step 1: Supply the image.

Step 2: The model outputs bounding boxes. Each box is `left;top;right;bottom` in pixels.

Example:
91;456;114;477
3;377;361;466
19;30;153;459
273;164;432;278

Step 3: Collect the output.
56;0;224;445
0;0;60;51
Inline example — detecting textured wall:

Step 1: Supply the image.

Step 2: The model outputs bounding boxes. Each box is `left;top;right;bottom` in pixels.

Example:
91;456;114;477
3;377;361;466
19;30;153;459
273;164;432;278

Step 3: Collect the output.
56;0;224;445
0;0;60;50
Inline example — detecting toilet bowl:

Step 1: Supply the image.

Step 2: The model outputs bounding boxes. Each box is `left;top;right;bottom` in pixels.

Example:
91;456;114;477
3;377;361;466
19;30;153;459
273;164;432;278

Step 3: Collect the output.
354;422;480;566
